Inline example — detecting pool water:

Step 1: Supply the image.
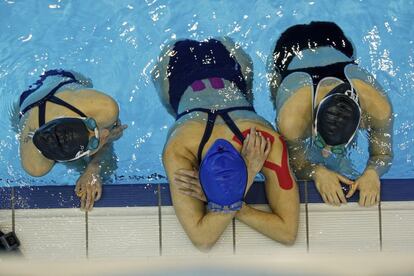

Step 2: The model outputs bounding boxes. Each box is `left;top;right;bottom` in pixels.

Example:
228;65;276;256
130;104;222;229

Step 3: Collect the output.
0;0;413;187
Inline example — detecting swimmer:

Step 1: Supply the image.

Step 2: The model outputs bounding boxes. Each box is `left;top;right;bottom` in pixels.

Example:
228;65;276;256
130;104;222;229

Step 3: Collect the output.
152;38;299;251
14;69;127;211
269;22;393;207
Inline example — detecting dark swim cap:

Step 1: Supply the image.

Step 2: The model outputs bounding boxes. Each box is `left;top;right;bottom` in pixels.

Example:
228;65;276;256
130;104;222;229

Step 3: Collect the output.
199;139;247;207
32;118;89;161
316;83;361;146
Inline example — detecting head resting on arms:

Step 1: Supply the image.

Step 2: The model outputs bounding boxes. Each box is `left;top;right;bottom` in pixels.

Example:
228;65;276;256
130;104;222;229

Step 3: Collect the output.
199;139;248;212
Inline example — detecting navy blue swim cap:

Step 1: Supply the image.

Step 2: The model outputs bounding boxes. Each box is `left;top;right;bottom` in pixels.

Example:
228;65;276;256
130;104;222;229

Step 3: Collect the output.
32;117;89;162
199;139;248;207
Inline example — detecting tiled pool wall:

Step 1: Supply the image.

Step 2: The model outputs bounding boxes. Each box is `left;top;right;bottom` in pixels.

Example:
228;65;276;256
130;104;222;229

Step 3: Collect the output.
0;180;413;259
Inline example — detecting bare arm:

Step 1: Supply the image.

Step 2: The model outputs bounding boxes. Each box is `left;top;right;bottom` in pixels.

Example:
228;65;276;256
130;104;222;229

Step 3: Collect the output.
163;140;236;252
235;134;300;245
365;111;393;177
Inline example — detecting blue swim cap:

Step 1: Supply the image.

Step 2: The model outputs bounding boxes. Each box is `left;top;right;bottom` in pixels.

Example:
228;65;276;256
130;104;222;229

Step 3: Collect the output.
199;139;247;208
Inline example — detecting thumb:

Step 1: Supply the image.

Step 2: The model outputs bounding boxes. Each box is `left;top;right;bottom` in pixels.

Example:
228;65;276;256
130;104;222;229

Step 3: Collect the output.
346;183;359;198
337;174;354;185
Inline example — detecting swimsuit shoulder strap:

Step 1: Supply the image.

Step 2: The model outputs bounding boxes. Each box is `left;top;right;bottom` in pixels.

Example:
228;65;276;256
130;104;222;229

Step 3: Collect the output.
177;106;254;164
20;70;87;127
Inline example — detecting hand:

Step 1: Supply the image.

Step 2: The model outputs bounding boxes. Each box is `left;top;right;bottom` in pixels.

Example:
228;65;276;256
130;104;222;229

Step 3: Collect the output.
346;169;380;207
75;167;102;211
241;127;271;176
313;165;354;206
173;169;206;202
102;119;128;145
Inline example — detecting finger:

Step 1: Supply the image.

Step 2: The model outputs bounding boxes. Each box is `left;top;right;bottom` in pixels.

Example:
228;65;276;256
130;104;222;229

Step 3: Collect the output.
346;183;358;198
174;178;195;189
260;135;266;152
337;189;347;204
176;169;198;179
337;174;354;185
86;191;93;211
359;194;366;207
174;174;199;185
242;134;249;153
80;194;86;211
249;127;256;147
331;193;340;206
321;193;329;204
174;178;203;192
264;138;271;157
369;194;376;207
254;131;260;148
95;187;102;201
75;183;80;194
179;189;205;202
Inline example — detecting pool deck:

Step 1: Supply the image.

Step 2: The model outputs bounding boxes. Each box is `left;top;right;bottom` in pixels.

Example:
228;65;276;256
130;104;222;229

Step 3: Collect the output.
1;179;414;259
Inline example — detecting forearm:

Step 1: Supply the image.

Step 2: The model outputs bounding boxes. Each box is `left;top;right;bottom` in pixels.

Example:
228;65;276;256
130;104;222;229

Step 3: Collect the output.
86;143;114;176
235;204;297;245
367;123;393;177
288;141;317;180
366;153;393;177
184;209;235;250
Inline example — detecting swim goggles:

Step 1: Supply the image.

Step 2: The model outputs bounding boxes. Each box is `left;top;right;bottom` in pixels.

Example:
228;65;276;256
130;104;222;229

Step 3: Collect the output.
65;117;100;162
313;133;347;155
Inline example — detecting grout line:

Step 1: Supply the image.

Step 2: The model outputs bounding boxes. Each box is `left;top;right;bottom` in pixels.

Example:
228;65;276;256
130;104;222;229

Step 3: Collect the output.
85;211;89;259
158;184;162;256
11;187;15;233
232;218;236;255
378;201;383;251
304;181;310;253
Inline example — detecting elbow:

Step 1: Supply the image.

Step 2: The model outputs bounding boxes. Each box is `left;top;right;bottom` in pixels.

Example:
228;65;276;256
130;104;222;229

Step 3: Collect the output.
21;160;52;177
282;230;298;246
189;236;218;253
192;240;215;253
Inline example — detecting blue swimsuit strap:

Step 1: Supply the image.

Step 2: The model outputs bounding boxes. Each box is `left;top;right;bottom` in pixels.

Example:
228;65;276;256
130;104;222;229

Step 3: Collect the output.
20;70;87;126
176;106;255;163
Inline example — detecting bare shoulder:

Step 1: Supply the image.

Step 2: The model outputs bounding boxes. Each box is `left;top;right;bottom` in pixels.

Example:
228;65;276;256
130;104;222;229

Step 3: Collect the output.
163;122;201;167
277;86;312;141
60;89;119;127
353;79;392;124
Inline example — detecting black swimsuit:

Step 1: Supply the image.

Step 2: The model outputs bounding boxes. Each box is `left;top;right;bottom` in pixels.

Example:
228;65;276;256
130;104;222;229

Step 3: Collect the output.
169;39;255;163
274;21;357;91
19;69;87;127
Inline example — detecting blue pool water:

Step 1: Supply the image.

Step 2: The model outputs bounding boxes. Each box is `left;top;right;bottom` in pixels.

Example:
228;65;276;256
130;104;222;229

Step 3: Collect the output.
0;0;413;187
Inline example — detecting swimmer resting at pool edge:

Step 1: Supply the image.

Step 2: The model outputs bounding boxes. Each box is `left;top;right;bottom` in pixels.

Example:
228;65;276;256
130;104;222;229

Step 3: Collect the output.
269;22;393;207
13;70;127;211
152;38;299;251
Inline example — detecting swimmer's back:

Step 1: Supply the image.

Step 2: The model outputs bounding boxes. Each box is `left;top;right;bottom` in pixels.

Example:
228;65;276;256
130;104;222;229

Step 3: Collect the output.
20;89;119;131
164;118;283;167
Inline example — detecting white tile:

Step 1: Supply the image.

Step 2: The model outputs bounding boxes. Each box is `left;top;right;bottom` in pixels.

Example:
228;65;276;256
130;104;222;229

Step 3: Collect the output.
14;208;86;259
308;203;380;253
88;207;159;259
0;209;13;233
161;207;234;256
381;201;414;252
235;204;307;255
